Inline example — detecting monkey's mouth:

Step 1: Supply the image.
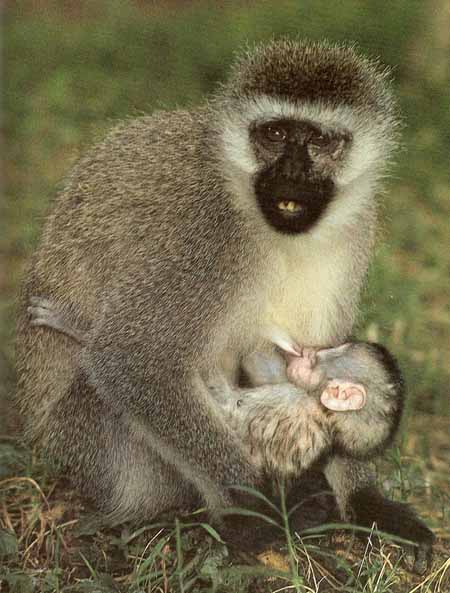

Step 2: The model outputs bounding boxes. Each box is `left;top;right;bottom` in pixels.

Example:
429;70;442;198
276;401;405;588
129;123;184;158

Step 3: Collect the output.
255;171;335;234
276;200;303;216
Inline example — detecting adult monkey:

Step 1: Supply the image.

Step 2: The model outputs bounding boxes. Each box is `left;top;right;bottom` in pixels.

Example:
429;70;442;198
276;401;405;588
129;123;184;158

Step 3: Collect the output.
16;39;433;571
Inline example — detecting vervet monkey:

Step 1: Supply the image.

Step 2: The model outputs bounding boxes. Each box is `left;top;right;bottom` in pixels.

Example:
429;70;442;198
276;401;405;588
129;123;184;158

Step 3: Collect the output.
16;39;433;571
28;298;404;474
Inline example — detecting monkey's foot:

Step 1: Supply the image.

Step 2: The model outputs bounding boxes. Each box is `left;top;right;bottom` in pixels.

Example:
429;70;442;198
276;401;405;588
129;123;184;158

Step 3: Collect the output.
28;297;61;328
320;380;366;411
286;347;322;388
28;296;84;343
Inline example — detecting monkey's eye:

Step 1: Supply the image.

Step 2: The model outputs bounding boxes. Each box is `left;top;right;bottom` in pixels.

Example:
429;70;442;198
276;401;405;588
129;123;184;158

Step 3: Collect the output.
262;124;288;143
309;133;329;148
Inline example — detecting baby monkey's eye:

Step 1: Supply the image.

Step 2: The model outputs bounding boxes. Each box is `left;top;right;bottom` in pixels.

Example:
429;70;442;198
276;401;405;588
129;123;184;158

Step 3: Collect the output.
262;123;288;143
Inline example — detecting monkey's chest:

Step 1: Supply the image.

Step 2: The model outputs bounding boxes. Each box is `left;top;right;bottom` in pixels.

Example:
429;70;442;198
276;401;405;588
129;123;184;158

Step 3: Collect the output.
259;248;355;348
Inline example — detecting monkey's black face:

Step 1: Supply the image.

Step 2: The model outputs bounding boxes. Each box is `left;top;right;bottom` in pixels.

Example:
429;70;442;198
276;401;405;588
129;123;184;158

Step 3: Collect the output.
255;161;335;234
251;119;351;234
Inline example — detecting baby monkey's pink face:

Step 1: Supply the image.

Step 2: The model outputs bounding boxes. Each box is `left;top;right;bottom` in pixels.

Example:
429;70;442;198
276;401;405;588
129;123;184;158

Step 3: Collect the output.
284;345;367;412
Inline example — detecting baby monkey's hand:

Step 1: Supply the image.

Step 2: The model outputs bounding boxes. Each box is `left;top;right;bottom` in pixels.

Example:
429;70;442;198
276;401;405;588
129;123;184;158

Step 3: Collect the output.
286;347;322;387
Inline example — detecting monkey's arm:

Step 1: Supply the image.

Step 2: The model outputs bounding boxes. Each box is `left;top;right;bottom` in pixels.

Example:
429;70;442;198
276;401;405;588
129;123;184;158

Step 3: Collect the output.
87;297;272;520
28;297;329;477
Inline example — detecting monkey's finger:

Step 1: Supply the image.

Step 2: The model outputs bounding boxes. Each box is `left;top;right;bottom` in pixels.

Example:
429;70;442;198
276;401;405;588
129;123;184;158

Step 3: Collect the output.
30;318;47;326
30;316;58;329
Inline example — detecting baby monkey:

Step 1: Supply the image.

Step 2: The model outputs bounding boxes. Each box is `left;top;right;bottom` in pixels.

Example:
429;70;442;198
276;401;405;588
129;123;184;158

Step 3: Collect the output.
28;297;404;478
229;342;404;476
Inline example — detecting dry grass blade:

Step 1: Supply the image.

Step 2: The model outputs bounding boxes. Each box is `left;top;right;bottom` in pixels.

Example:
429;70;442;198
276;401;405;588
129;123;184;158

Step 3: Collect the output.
407;557;450;593
0;476;50;510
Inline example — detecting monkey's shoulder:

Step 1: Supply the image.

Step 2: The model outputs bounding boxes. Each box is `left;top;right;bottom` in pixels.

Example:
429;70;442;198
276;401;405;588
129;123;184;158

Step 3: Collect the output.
48;107;227;236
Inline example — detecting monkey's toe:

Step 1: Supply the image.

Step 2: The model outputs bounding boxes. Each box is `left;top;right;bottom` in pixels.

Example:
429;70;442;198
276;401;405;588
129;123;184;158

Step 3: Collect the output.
404;541;433;575
29;296;55;309
28;306;51;324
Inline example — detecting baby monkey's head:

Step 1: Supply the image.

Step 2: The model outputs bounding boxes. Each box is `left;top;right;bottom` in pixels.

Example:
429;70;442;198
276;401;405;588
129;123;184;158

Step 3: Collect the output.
319;342;405;460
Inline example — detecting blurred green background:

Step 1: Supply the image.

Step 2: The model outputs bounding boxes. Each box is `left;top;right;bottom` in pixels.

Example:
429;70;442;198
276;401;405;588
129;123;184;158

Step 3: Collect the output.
2;0;449;429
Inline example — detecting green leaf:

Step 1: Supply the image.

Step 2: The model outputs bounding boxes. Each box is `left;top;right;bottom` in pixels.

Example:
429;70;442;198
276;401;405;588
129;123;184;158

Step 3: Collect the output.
219;507;281;528
199;523;225;543
228;484;282;515
0;529;18;559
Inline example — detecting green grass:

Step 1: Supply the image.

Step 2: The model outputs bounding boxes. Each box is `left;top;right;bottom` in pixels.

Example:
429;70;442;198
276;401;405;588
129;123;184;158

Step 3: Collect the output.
2;1;449;591
1;441;449;591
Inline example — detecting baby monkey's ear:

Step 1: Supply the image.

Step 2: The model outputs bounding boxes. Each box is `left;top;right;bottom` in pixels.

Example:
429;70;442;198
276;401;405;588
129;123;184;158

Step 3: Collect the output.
320;380;367;411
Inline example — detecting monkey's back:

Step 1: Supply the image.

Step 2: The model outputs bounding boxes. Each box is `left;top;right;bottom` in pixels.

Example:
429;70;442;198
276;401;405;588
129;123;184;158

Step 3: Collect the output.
15;108;251;443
